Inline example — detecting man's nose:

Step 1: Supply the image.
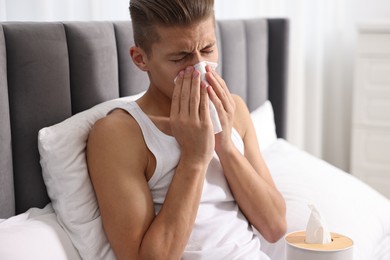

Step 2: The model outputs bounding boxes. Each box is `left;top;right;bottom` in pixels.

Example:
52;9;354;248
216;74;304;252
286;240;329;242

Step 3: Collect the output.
192;52;203;66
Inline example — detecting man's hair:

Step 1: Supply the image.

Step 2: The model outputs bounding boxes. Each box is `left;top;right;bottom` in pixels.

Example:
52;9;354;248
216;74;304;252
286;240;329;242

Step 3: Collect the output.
129;0;215;56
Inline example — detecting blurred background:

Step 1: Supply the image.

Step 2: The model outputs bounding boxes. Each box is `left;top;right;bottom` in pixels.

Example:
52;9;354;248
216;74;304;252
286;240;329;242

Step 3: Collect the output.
1;0;390;174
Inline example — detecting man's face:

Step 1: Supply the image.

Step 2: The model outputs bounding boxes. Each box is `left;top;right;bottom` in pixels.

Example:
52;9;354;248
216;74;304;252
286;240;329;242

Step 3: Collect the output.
144;16;219;98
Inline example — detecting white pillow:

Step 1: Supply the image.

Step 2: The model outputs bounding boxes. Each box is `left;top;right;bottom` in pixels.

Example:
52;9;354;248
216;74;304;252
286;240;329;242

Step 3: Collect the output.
250;100;277;151
38;92;145;260
0;204;81;260
259;139;390;260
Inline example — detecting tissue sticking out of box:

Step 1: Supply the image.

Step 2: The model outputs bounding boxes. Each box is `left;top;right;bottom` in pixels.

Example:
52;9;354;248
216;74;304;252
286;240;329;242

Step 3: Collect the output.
305;204;332;244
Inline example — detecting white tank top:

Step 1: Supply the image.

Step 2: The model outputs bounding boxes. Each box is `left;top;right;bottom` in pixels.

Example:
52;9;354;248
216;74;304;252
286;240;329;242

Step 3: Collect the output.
122;101;270;260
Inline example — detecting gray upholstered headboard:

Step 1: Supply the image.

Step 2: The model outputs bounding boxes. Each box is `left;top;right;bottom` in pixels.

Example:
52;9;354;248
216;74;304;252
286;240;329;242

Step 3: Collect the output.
0;19;288;218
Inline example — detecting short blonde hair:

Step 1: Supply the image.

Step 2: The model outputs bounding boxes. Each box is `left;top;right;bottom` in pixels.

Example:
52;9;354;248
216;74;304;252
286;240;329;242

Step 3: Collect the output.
129;0;215;56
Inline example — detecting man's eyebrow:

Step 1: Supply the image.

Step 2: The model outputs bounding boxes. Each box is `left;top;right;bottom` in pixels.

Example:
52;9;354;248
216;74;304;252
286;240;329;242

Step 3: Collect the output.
167;50;192;58
202;42;216;49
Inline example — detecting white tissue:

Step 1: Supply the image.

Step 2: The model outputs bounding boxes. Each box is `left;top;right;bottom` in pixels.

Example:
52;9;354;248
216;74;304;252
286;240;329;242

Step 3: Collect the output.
305;204;332;244
193;61;222;134
193;61;217;82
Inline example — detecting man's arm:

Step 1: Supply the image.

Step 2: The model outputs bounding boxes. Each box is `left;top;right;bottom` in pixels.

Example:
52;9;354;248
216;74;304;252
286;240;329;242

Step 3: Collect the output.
206;68;287;243
218;96;286;242
86;67;214;259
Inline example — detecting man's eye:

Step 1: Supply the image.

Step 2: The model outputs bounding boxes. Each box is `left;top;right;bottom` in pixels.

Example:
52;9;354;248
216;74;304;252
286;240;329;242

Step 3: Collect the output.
171;55;189;63
202;49;214;55
172;57;186;63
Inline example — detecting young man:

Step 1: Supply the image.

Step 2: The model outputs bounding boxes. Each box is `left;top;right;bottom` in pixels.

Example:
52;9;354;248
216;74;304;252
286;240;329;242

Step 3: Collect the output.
87;0;286;259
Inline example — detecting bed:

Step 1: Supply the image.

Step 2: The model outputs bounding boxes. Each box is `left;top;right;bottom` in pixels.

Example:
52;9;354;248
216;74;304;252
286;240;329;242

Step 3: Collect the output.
0;19;389;260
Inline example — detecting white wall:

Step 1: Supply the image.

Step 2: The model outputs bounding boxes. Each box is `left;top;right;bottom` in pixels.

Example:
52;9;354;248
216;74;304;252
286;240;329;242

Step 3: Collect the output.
1;0;390;171
216;0;390;171
0;0;130;21
311;0;390;171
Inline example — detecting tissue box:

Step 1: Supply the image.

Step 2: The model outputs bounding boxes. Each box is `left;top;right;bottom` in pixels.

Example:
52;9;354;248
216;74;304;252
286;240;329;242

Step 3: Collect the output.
285;231;353;260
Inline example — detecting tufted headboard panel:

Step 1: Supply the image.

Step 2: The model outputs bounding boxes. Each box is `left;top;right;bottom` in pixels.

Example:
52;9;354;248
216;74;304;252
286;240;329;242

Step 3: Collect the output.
0;19;288;218
0;24;14;218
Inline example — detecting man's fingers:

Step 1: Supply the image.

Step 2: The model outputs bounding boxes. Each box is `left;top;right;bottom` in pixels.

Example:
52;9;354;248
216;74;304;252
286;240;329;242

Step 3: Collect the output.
179;66;194;115
190;70;201;118
199;81;210;122
171;70;184;116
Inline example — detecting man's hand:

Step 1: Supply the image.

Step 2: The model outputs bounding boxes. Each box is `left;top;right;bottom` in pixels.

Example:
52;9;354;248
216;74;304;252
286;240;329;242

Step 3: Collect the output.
204;66;287;242
170;66;215;166
204;66;236;154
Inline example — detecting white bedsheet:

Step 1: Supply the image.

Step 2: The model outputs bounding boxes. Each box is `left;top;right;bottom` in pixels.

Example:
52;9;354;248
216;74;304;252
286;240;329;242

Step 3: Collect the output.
1;139;389;260
260;139;390;260
373;234;390;260
0;204;81;260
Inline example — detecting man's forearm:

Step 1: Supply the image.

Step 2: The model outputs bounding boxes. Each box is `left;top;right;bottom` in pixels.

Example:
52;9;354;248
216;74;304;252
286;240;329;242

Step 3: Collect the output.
217;147;286;243
138;160;207;259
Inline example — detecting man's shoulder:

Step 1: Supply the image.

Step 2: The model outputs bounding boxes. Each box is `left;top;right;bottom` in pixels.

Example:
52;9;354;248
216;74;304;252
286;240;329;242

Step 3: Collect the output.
87;108;149;174
93;108;136;131
89;108;144;148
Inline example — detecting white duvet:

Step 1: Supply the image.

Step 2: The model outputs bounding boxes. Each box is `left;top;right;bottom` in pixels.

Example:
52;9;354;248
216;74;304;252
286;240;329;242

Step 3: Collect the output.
260;139;390;260
1;139;389;260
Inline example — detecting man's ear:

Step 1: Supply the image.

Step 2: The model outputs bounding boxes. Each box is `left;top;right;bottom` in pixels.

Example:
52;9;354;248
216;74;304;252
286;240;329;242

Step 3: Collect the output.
130;46;148;71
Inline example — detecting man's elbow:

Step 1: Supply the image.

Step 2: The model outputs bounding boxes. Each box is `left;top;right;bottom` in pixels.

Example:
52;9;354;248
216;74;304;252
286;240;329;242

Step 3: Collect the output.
264;216;287;243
